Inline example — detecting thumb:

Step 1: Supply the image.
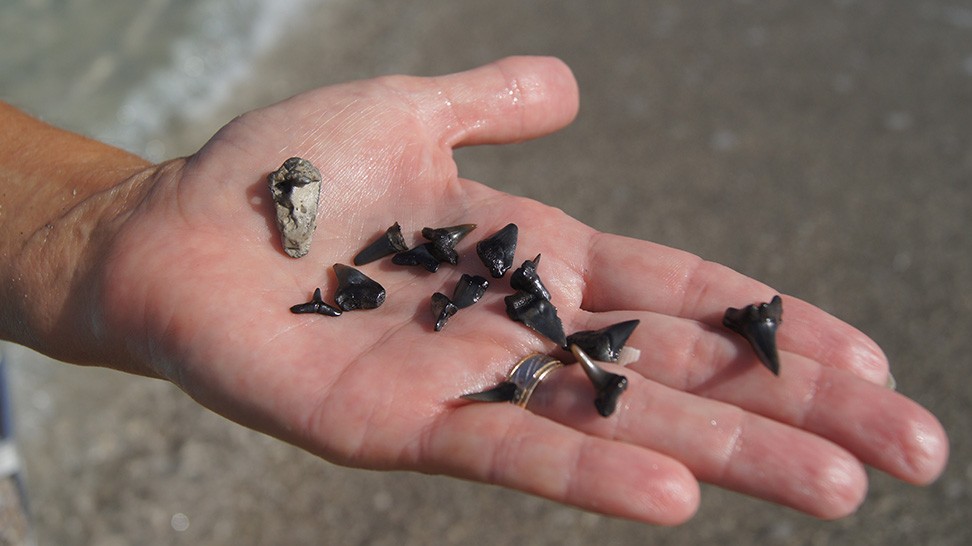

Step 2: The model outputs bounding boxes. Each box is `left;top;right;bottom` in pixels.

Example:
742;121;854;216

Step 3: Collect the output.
409;56;580;149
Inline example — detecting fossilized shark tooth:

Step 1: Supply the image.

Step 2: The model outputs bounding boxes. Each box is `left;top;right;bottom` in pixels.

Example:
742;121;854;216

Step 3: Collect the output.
332;264;386;311
267;157;322;258
504;290;567;347
392;243;441;272
510;254;551;301
566;320;641;363
476;223;518;278
460;353;563;406
451;274;489;309
353;222;408;265
460;381;518;403
570;345;628;417
722;295;783;375
289;287;342;317
430;292;459;331
421;224;477;265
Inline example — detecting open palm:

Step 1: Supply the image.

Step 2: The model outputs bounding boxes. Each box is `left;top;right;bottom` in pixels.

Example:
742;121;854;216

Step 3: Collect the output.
92;57;947;524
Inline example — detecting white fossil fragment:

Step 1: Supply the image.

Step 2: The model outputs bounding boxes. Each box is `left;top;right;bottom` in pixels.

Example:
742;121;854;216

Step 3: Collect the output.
267;157;322;258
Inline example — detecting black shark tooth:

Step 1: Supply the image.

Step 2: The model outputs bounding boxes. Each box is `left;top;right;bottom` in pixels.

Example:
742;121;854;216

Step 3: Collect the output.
421;223;477;265
353;222;408;265
332;263;386;311
476;223;518;278
430;292;459;331
722;295;783;375
391;243;441;272
566;320;641;363
289;287;342;317
504;290;567;347
570;345;628;417
460;381;518;403
451;274;489;309
510;254;550;301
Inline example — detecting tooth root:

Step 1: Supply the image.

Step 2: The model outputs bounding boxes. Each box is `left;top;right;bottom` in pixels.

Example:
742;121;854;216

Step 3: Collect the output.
353;222;408;265
476;223;518;278
391;243;441;272
505;291;567;347
332;264;386;311
566;319;641;362
452;274;489;309
430;292;459;331
510;254;551;301
289;287;342;316
460;381;518;403
723;295;783;375
570;345;628;417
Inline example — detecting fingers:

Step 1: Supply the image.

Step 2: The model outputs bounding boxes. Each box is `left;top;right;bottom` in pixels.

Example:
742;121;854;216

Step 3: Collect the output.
406;56;580;148
529;366;870;519
569;309;948;485
417;404;700;525
579;232;889;384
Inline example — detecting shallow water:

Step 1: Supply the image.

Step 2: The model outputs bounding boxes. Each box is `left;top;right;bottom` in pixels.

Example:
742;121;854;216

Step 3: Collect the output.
2;0;320;160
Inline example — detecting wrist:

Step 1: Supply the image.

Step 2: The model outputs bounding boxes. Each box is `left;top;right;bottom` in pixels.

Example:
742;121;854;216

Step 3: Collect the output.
0;102;155;368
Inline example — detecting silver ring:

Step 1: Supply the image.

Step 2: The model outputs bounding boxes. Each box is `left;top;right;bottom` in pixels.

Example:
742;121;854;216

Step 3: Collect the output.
508;353;565;408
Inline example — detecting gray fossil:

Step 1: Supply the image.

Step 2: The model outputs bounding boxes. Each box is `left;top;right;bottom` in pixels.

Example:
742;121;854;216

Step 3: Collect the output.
267;157;322;258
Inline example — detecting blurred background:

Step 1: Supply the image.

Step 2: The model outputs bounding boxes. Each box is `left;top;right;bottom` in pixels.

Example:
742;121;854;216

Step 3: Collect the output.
1;0;969;544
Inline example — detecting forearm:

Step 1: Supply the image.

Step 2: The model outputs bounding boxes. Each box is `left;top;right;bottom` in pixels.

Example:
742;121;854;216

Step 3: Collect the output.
0;101;152;363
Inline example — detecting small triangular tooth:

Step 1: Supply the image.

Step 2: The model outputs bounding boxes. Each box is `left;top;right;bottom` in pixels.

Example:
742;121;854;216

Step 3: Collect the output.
566;319;641;362
723;295;783;375
504;291;567;347
333;264;386;311
570;345;628;417
422;224;476;264
452;274;489;309
289;287;342;316
391;243;441;272
430;292;459;331
460;381;518;403
476;223;518;278
353;222;408;265
510;254;550;301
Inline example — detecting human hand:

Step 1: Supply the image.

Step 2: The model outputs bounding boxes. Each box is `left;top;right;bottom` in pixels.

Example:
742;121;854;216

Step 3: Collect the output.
71;56;947;524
